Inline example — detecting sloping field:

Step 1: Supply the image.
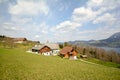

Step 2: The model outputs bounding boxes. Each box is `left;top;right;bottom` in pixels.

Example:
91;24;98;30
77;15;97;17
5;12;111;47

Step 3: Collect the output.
0;48;120;80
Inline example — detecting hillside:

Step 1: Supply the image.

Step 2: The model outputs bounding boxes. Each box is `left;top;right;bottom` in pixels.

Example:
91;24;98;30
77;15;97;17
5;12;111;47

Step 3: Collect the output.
0;47;120;80
0;35;39;49
105;32;120;42
69;32;120;48
91;32;120;47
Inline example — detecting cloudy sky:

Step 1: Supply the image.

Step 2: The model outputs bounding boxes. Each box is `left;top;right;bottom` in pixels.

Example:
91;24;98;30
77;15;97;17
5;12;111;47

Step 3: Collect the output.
0;0;120;42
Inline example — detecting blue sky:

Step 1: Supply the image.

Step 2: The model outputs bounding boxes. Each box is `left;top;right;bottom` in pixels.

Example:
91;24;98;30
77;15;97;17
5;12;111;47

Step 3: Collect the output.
0;0;120;42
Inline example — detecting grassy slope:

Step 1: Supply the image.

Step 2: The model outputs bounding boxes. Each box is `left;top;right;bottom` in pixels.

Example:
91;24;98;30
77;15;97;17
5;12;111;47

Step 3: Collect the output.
0;48;120;80
84;58;120;68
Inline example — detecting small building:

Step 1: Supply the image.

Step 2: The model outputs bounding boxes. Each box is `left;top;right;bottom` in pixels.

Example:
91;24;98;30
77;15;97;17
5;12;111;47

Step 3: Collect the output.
44;43;60;55
80;55;87;58
39;45;51;55
31;43;60;56
60;46;78;60
13;38;27;43
32;45;44;53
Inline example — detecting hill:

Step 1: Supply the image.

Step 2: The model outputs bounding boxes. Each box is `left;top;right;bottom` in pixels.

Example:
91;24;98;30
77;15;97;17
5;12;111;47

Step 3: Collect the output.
104;32;120;42
0;47;120;80
69;32;120;48
0;35;40;48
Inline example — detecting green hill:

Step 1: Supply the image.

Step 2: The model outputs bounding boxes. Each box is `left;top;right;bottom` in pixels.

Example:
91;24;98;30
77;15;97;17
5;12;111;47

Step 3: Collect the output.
0;48;120;80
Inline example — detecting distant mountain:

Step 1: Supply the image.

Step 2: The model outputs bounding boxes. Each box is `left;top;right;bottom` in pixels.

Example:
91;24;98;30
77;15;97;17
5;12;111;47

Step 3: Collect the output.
69;32;120;48
102;32;120;42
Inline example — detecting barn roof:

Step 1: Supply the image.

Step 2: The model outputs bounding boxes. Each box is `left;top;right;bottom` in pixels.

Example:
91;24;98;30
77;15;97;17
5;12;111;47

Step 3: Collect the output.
45;43;59;50
60;46;73;54
32;43;59;50
32;45;44;50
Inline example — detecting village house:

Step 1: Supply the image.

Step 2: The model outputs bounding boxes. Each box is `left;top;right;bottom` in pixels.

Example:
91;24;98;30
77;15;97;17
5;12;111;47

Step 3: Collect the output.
60;46;78;60
31;43;60;56
31;45;43;53
13;38;27;43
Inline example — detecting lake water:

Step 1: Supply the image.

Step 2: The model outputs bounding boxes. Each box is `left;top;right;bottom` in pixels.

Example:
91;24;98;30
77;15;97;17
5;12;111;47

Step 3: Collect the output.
98;47;120;54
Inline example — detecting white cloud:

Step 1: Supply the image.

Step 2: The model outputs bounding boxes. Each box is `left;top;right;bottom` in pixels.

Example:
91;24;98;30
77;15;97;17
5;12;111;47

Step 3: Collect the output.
67;0;120;41
93;13;116;24
71;0;120;29
48;20;82;42
35;35;40;38
72;0;120;24
91;0;103;4
2;22;24;31
7;0;50;40
1;0;120;42
49;0;120;42
72;7;97;23
88;26;120;40
39;22;49;34
78;30;97;34
87;0;120;14
9;0;49;16
87;0;103;7
11;16;32;24
53;20;81;33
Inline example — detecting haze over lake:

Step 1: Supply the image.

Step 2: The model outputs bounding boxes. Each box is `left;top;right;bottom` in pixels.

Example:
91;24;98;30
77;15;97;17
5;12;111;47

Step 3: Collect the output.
99;47;120;54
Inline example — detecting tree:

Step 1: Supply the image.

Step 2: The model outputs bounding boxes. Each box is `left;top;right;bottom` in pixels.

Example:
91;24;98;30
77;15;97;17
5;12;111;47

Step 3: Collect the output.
63;42;72;47
3;38;15;48
83;48;86;55
59;44;63;49
64;42;69;47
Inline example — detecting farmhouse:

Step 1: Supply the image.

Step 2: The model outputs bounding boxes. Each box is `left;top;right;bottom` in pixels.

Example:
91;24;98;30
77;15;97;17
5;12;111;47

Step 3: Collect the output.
32;43;60;56
13;38;27;43
60;46;77;60
32;45;44;53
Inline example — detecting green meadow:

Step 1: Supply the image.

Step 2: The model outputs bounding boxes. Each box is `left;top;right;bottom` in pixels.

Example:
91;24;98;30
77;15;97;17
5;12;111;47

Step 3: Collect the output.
0;47;120;80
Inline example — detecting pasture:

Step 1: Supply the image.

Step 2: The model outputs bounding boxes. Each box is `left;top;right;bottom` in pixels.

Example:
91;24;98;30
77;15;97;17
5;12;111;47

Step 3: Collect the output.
0;48;120;80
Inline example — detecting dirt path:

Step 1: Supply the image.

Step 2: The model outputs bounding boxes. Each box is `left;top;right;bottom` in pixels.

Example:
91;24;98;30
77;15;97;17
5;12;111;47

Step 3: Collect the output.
79;59;100;65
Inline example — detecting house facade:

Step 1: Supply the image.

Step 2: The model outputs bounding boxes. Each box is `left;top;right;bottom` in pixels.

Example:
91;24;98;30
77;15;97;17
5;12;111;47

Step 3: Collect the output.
60;46;77;60
31;43;60;56
39;46;51;53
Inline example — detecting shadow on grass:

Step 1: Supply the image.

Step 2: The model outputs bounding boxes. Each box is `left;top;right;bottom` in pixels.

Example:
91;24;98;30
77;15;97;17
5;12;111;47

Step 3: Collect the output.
116;66;120;69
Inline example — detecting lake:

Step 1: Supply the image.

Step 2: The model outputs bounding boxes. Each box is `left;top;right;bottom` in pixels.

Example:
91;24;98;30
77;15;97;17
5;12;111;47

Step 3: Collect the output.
98;47;120;54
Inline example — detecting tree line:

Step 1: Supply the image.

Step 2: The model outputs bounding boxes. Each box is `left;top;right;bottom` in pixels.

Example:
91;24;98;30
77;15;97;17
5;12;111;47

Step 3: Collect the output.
59;42;120;64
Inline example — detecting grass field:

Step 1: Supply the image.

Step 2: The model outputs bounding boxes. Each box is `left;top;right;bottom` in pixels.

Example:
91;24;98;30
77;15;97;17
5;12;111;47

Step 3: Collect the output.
0;47;120;80
84;58;120;68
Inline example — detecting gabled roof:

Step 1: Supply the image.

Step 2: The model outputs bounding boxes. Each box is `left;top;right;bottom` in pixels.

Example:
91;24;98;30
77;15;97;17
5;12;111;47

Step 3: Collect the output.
32;43;59;50
60;46;73;54
32;45;45;50
45;43;59;50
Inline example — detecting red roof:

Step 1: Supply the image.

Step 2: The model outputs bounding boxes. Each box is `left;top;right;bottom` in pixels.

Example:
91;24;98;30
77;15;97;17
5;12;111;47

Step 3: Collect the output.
60;46;73;54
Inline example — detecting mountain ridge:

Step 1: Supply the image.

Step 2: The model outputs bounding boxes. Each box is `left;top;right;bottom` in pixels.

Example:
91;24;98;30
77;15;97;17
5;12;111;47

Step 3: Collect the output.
68;32;120;48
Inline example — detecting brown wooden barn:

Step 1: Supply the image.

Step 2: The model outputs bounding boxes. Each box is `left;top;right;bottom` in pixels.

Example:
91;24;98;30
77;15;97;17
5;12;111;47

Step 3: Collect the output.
39;46;51;53
32;45;51;55
60;46;77;60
